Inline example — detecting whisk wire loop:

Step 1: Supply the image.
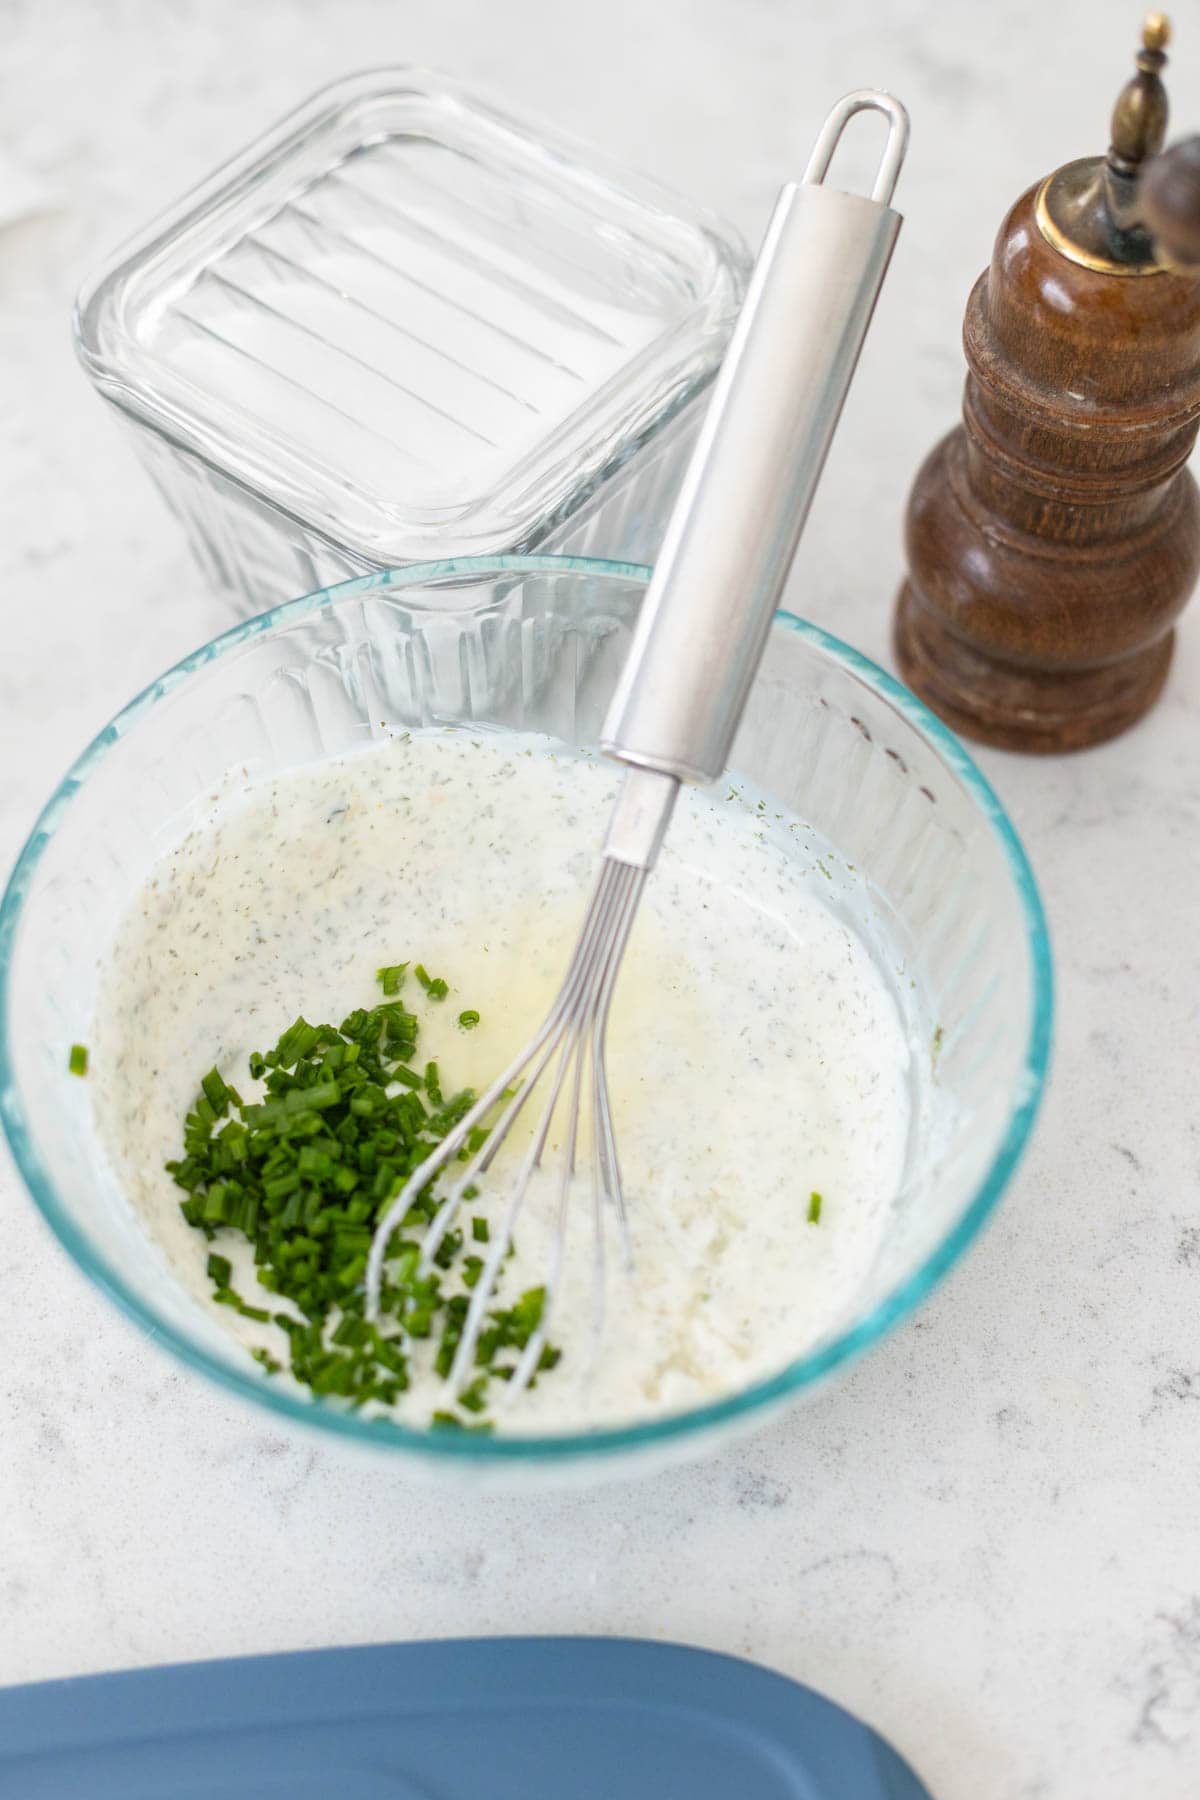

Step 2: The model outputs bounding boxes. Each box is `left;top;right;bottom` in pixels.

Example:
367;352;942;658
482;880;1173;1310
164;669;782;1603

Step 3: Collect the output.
365;854;648;1399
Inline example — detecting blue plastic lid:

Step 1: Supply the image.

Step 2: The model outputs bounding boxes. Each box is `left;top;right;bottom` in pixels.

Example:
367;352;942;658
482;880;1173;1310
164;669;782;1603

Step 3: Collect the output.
0;1635;932;1798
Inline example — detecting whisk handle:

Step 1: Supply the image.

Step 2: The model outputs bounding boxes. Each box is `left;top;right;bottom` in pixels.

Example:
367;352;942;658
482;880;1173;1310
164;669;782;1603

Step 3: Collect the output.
601;92;907;786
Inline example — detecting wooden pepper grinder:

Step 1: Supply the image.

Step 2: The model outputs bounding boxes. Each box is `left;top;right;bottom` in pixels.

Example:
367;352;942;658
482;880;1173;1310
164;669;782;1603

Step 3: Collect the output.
895;15;1200;751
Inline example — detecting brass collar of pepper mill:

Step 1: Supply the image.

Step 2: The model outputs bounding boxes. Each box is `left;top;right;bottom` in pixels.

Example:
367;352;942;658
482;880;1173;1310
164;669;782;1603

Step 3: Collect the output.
1037;13;1170;275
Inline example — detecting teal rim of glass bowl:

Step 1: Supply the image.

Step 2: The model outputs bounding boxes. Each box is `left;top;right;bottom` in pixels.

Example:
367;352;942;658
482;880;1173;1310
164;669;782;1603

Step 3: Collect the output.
0;554;1054;1464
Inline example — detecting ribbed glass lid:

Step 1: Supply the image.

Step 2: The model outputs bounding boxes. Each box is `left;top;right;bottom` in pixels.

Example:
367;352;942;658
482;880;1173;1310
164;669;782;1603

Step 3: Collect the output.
75;70;748;562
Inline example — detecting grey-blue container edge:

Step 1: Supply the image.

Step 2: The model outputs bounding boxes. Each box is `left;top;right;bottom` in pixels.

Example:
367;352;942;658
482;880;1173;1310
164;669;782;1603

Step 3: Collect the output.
0;1634;934;1798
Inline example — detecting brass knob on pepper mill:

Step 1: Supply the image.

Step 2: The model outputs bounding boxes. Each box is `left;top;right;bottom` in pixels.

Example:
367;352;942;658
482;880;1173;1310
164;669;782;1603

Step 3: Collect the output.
895;15;1200;751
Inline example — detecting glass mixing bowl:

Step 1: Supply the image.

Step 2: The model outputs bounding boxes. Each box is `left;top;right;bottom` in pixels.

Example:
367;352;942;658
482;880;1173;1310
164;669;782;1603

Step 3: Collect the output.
0;556;1051;1480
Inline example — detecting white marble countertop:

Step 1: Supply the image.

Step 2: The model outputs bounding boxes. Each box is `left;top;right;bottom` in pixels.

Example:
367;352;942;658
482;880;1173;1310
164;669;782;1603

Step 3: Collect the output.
3;2;1199;1794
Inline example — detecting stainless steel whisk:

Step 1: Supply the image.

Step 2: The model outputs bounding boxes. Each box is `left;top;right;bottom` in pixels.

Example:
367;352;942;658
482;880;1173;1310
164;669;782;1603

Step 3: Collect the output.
365;91;910;1396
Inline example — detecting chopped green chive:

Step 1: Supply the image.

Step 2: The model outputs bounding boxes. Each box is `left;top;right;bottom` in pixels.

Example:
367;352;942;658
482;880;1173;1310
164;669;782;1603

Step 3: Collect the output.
168;963;559;1430
376;963;408;997
414;964;449;1001
808;1190;823;1225
459;1376;488;1413
458;1010;480;1030
68;1043;88;1077
200;1067;233;1116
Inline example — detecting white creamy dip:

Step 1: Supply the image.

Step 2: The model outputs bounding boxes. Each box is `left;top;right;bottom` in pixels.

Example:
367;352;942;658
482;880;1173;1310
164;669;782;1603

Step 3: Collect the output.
90;731;912;1433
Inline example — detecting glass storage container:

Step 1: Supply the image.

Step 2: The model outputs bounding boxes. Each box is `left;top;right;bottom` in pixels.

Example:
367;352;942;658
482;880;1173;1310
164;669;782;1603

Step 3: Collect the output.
75;70;748;612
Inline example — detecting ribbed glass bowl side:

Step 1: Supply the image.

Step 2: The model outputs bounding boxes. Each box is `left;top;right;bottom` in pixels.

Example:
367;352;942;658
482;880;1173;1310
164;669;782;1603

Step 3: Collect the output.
0;556;1052;1480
